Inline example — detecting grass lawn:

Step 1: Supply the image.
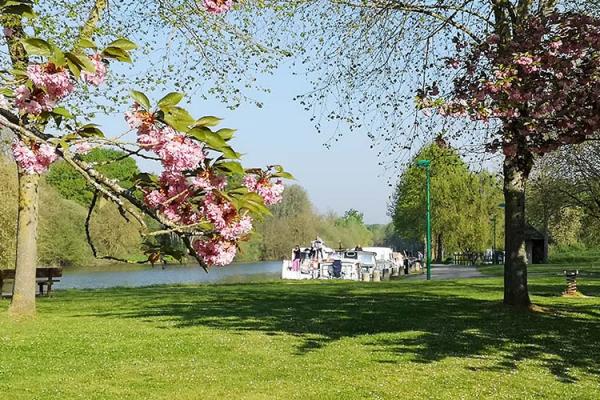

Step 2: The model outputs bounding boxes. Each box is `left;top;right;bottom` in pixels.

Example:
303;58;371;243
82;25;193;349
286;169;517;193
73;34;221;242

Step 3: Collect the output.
1;274;600;399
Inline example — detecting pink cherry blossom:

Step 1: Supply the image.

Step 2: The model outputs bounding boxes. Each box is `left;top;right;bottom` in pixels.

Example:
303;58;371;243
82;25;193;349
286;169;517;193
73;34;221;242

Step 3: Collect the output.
157;134;205;172
14;85;55;115
421;12;600;156
192;172;226;191
27;63;74;100
220;215;253;241
242;174;258;191
12;140;57;174
244;174;284;206
73;142;93;155
192;238;237;266
204;0;233;14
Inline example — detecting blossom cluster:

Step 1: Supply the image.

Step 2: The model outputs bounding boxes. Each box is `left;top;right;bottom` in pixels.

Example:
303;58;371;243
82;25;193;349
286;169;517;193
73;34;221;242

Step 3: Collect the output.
11;140;57;174
126;105;281;266
420;12;600;156
204;0;233;14
11;54;108;173
15;54;106;116
243;174;284;205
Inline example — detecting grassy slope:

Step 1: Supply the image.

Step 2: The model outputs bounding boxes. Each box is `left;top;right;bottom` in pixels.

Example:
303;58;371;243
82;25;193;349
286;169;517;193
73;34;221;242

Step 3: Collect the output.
1;275;599;399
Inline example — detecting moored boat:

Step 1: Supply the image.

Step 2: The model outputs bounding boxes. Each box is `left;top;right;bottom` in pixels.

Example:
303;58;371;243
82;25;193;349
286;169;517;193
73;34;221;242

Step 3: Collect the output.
281;245;412;281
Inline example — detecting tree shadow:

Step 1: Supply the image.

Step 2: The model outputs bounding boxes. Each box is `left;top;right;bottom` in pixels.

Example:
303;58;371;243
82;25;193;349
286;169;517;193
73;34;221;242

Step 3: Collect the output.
78;280;600;383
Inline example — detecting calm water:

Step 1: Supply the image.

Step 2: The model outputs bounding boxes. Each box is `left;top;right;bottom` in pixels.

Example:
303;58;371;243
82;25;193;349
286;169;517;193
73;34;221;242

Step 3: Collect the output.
57;261;282;290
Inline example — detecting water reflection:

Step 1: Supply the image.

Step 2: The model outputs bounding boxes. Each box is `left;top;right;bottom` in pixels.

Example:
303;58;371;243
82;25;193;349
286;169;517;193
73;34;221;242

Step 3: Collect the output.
58;261;281;289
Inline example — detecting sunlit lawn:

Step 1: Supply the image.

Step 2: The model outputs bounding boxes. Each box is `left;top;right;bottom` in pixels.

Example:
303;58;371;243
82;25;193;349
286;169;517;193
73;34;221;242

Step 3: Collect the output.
1;273;599;399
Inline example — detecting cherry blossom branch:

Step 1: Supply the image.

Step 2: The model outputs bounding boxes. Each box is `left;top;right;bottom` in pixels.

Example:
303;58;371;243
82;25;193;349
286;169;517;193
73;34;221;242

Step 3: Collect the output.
0;110;213;237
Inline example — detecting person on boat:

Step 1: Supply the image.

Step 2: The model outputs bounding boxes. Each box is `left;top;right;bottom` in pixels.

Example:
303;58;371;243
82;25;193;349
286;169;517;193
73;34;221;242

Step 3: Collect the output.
313;236;324;260
354;244;363;251
308;246;316;260
292;245;301;271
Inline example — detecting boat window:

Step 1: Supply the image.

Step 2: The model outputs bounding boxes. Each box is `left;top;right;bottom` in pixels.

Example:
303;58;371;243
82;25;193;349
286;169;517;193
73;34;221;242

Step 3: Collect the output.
357;253;376;264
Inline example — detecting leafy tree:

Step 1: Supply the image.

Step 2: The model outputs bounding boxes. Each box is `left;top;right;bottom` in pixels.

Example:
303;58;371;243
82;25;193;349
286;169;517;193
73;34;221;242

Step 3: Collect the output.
46;148;140;205
391;142;503;260
343;208;364;225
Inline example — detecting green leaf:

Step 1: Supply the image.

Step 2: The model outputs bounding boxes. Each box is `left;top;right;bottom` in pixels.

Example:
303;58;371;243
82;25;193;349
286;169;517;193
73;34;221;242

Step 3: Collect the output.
187;127;227;149
272;171;295;180
220;146;241;160
237;192;271;216
107;38;137;51
2;4;35;18
65;58;80;79
195;116;222;127
130;90;151;110
163;106;195;132
77;38;97;49
50;46;65;67
21;38;52;57
157;92;184;109
216;128;236;141
216;161;244;175
101;46;132;63
51;107;73;119
78;123;104;138
65;52;95;72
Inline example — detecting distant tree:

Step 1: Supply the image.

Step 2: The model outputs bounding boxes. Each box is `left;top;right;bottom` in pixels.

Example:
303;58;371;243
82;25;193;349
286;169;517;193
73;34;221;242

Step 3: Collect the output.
391;142;503;261
343;209;364;225
46;148;140;205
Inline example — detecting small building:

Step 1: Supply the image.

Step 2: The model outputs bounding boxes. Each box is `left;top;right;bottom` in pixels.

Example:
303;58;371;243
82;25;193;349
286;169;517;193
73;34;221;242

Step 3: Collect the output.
524;224;546;264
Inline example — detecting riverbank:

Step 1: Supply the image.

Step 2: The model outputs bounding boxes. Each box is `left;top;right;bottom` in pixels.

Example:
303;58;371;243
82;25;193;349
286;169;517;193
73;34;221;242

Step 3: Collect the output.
1;276;599;399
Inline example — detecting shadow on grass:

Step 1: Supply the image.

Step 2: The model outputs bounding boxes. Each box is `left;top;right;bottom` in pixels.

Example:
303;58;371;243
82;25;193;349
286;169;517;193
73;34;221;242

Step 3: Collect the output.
78;280;600;383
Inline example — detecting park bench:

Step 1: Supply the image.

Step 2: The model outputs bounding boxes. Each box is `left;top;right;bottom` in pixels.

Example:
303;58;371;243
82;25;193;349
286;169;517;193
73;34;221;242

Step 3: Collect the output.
0;267;63;298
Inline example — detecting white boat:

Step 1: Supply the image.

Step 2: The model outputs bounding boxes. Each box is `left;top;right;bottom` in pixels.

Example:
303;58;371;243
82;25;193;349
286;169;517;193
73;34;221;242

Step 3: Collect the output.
282;248;394;281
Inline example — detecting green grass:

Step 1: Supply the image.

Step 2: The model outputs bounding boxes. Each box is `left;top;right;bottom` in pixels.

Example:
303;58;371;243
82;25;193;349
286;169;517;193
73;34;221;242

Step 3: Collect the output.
1;276;600;399
478;249;600;277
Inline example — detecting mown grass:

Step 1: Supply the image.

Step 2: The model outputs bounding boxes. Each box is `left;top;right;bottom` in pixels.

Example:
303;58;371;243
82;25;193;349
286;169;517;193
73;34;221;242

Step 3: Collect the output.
478;248;600;278
1;275;599;399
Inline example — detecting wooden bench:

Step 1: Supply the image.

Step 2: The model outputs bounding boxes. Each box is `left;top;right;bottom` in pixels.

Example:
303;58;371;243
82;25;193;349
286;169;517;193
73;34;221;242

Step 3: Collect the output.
0;267;63;298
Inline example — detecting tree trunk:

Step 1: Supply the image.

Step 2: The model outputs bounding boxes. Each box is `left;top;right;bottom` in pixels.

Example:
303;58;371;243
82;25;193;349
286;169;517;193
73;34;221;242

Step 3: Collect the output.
435;233;443;263
542;214;549;264
503;156;531;307
8;171;40;318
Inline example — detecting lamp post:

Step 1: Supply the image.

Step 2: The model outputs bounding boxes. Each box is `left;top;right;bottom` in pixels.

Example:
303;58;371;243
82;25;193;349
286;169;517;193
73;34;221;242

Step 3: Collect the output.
417;159;432;280
491;215;497;253
490;203;506;264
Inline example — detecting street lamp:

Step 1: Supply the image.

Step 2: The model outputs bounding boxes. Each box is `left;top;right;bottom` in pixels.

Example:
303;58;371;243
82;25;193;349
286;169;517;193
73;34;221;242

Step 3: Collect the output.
417;159;432;280
492;203;505;264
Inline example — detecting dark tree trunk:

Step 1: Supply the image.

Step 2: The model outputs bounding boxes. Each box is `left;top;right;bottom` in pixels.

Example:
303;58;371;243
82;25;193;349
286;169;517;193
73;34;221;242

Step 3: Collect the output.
503;155;532;307
435;233;443;263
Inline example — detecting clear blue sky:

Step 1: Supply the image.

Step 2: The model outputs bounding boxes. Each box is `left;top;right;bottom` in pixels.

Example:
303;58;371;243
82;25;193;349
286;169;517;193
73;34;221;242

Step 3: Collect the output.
193;69;396;224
